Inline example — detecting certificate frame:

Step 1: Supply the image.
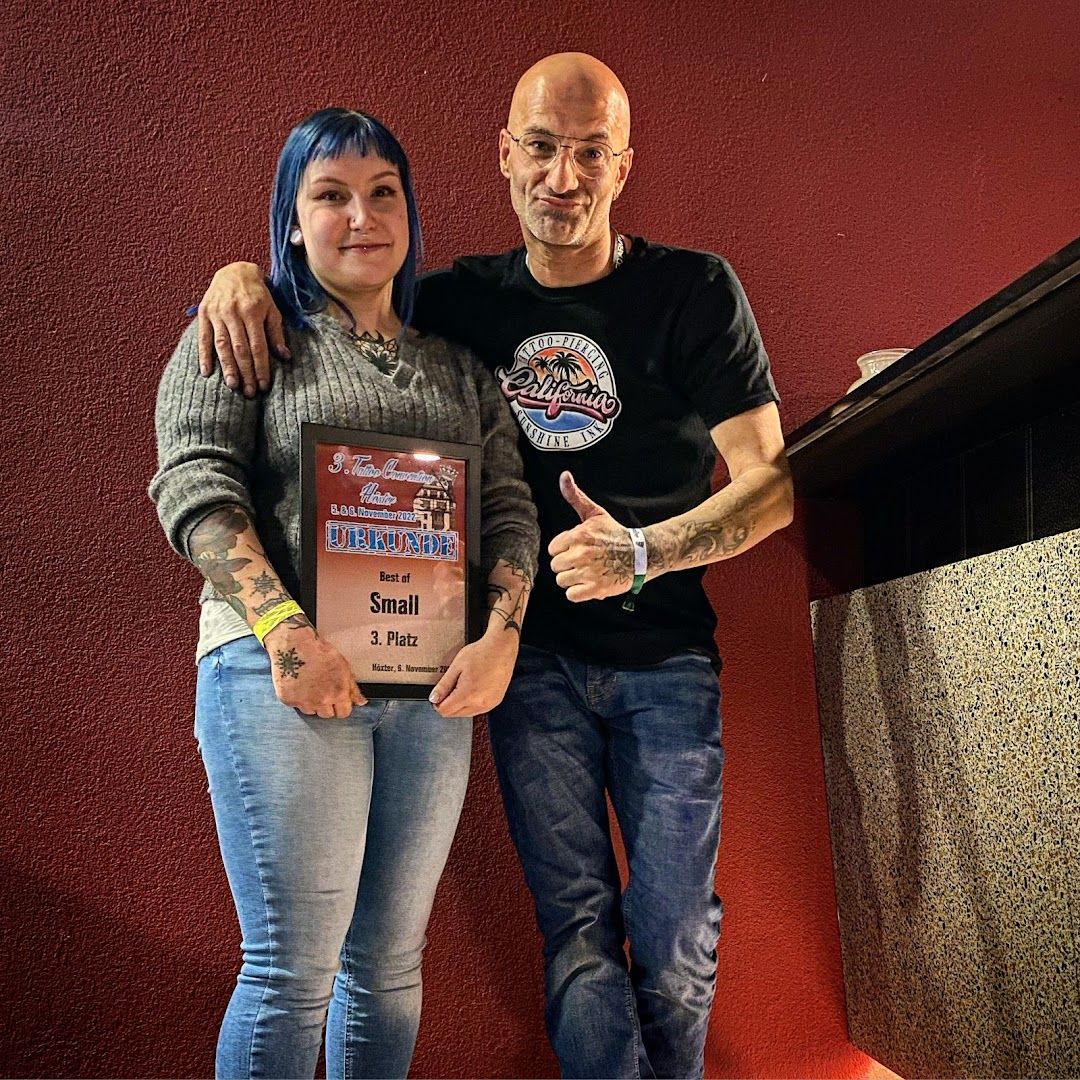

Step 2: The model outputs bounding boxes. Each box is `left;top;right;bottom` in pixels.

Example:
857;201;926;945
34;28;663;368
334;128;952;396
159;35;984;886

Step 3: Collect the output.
300;423;483;698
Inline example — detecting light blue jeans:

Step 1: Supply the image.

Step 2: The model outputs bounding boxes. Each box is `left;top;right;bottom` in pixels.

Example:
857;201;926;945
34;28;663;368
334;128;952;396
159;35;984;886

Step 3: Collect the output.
195;636;472;1079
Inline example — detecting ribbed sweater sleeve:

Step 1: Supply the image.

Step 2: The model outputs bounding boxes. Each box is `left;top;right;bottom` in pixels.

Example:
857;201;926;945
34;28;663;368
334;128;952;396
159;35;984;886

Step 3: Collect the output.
469;350;539;581
149;322;261;562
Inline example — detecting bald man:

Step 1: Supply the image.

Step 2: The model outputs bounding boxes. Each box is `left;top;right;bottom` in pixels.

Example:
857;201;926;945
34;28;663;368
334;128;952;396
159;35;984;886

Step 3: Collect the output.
193;53;792;1079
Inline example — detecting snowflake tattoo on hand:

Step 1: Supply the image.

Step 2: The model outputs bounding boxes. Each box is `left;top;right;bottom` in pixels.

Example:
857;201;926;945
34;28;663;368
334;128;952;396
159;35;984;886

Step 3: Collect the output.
252;571;277;597
275;648;305;679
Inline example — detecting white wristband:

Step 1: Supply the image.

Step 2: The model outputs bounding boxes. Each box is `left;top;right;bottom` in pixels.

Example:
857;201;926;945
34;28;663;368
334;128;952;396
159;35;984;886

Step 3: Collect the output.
628;527;647;594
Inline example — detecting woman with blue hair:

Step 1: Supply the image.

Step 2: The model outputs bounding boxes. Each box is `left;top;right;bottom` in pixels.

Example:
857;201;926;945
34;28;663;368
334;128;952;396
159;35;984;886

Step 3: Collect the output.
150;108;538;1079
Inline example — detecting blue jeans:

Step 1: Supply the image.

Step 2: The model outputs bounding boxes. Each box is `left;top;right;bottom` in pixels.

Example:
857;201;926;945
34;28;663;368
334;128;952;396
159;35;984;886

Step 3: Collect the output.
195;636;472;1079
489;645;724;1079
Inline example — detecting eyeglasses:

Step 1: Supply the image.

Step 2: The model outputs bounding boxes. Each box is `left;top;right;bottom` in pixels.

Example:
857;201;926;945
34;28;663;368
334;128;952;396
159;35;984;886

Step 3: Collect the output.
507;129;627;179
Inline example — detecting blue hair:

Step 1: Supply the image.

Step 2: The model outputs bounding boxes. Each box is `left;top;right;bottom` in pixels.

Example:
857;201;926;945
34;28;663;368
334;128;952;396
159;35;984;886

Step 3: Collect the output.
268;107;423;331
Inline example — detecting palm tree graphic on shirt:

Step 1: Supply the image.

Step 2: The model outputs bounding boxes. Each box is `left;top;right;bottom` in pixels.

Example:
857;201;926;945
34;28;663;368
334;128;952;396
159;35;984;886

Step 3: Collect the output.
546;350;584;383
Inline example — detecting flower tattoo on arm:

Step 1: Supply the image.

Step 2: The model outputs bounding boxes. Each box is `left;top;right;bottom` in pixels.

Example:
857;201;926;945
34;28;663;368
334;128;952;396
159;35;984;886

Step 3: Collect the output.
189;506;312;634
190;507;254;620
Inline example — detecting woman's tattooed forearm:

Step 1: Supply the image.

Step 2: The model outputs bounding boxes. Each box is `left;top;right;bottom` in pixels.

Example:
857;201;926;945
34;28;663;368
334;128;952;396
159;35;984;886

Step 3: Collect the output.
189;506;310;629
500;556;534;586
486;558;532;634
254;595;285;617
189;506;249;558
487;582;529;633
254;594;313;632
251;571;277;597
190;507;254;619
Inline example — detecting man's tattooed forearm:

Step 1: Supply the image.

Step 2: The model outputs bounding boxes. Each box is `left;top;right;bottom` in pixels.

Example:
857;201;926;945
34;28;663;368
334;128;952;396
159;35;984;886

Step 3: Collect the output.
642;487;758;571
275;648;305;679
680;519;751;561
649;516;754;569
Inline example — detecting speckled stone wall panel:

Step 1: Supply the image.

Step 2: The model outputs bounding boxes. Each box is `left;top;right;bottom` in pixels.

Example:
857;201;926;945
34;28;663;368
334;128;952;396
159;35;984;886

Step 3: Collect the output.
1035;530;1080;991
811;530;1080;1079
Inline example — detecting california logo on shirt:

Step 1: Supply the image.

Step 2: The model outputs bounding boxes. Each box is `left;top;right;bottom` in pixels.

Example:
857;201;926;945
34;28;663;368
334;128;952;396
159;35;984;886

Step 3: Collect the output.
496;333;622;451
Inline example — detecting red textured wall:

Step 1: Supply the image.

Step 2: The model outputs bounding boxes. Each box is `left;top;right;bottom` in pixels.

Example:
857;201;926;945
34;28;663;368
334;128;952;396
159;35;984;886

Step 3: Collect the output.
5;1;1078;1076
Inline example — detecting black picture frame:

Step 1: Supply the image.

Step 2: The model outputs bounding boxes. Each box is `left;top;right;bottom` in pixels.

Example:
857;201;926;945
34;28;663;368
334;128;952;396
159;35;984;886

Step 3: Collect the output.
300;423;483;698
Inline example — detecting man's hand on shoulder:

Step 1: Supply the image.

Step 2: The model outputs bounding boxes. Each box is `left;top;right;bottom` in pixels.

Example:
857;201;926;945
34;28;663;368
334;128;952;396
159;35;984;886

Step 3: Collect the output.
197;262;290;397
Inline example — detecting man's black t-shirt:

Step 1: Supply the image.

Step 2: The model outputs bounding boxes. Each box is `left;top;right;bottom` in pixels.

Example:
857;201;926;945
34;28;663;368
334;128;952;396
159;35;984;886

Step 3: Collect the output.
413;237;778;667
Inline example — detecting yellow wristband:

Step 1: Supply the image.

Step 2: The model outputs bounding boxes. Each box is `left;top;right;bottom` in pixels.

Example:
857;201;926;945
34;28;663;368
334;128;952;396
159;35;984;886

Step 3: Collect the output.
253;600;306;644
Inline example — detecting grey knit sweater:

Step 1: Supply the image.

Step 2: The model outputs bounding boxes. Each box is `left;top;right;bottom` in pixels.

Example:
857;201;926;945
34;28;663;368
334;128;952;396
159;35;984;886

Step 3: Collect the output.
150;315;539;657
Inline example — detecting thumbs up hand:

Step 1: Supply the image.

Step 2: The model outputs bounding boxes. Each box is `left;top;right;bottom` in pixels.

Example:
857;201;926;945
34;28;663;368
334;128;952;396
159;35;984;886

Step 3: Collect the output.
548;471;637;602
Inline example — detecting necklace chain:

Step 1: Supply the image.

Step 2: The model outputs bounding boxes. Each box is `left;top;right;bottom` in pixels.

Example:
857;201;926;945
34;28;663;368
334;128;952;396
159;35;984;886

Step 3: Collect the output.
526;231;626;278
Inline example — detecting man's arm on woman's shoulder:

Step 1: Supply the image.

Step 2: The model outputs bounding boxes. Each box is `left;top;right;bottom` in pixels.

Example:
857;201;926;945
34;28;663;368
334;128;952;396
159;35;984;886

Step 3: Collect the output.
196;261;290;397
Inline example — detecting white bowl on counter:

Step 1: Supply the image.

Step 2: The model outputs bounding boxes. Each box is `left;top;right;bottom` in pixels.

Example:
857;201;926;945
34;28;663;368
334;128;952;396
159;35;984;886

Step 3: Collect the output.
847;349;912;393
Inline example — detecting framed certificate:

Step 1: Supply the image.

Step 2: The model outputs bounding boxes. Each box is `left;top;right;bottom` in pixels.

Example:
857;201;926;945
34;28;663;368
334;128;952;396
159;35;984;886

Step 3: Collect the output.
300;424;483;698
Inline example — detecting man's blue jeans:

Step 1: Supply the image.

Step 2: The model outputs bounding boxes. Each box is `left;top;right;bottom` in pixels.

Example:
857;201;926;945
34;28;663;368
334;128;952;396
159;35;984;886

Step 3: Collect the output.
195;636;472;1079
489;644;724;1079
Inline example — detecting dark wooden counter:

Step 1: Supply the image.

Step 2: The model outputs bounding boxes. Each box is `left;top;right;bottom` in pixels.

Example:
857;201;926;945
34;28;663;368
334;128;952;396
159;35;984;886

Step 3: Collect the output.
787;235;1080;596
